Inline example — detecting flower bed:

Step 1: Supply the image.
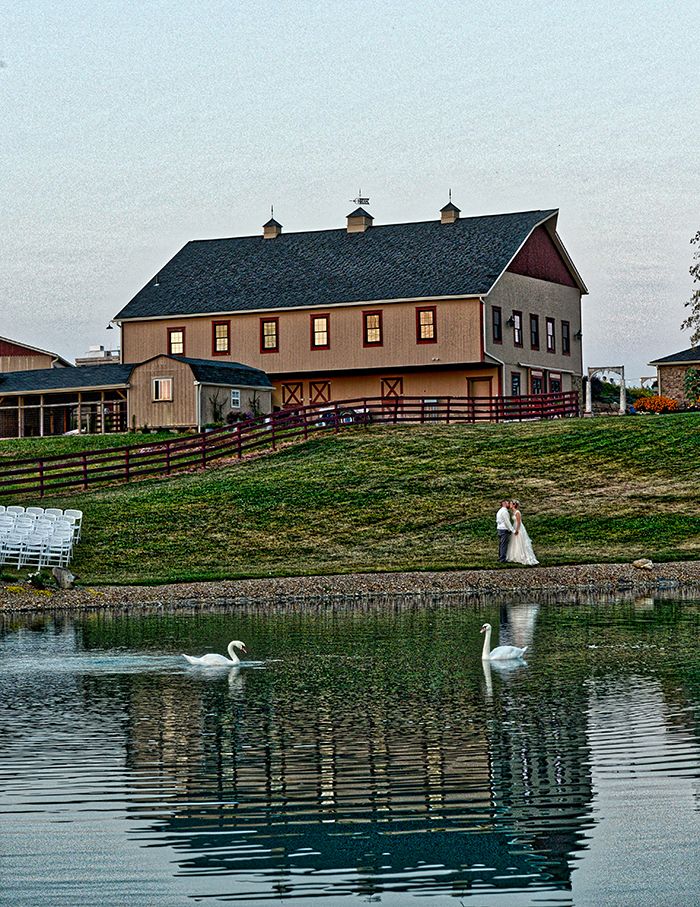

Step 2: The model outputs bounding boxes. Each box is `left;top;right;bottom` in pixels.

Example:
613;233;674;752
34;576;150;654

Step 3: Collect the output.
632;395;679;414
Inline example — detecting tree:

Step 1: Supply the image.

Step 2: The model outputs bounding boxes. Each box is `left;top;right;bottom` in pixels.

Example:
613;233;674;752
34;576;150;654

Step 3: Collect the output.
681;230;700;346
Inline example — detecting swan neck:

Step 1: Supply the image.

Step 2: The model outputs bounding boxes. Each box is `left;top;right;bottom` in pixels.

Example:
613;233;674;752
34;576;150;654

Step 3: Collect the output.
481;627;492;660
227;642;240;664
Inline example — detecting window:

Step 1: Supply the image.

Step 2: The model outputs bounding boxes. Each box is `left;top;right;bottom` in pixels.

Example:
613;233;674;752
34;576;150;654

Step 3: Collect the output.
212;321;230;356
530;314;540;350
492;306;502;344
512;311;523;347
363;310;383;346
310;381;331;404
311;314;330;349
230;389;241;409
168;328;185;356
546;318;555;353
531;371;544;394
282;382;303;406
260;318;279;353
416;307;437;343
511;372;521;396
381;377;403;397
562;321;571;355
549;373;562;393
152;377;173;401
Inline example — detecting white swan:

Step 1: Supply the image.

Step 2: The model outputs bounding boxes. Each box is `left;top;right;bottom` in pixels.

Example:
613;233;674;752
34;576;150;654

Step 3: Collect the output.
480;623;527;661
183;640;247;666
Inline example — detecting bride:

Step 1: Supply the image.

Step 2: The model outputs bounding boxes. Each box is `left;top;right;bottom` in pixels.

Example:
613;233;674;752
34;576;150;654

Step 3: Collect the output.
506;499;539;566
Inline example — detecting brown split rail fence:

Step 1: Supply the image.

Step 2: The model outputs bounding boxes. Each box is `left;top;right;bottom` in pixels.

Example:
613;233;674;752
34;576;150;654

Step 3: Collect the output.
0;392;578;498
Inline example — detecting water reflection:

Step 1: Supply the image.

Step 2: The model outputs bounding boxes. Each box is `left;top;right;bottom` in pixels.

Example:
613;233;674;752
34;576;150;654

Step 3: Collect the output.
1;595;700;905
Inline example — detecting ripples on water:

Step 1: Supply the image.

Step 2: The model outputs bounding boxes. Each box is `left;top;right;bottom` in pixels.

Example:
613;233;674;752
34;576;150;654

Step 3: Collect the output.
1;596;700;906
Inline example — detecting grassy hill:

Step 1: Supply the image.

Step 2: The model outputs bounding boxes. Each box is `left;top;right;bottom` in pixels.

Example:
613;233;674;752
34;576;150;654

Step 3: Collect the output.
2;414;700;585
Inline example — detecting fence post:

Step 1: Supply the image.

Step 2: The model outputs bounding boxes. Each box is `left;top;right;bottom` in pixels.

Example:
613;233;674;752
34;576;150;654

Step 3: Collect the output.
270;417;276;450
303;410;309;441
125;447;130;482
334;402;340;433
446;398;451;424
237;425;243;458
38;458;44;498
166;439;172;475
201;431;207;467
82;454;88;489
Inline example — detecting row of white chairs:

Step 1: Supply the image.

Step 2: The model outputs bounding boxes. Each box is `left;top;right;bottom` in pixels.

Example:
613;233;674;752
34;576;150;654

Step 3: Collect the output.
0;506;83;570
0;505;82;542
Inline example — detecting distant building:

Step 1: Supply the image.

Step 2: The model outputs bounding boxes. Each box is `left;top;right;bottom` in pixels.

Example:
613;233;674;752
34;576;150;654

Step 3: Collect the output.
75;345;121;367
0;335;72;372
0;357;272;437
648;346;700;402
113;201;587;409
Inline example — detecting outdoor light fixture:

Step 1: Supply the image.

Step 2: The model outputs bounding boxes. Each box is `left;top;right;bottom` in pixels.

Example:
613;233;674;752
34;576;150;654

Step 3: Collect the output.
575;329;583;340
507;316;515;328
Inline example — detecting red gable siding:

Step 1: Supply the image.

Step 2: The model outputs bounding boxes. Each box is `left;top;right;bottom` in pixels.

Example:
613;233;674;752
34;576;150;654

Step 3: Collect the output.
0;339;42;357
506;225;577;288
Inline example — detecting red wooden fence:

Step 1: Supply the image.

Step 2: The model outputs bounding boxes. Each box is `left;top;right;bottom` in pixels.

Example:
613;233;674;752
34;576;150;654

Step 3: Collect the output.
0;392;578;498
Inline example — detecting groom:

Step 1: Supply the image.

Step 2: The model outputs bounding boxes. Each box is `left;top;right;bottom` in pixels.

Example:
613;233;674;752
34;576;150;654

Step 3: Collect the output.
496;498;514;563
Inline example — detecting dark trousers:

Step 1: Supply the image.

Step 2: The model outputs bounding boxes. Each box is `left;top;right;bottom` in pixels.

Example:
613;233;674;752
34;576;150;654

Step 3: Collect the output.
498;529;511;563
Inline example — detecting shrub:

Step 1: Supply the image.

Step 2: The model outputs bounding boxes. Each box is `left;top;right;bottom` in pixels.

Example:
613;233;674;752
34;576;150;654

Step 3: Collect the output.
633;395;679;414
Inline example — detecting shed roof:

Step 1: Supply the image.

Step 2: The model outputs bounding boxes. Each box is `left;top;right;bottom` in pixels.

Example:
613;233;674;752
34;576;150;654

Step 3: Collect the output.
0;364;135;394
141;355;273;387
115;209;585;322
648;346;700;366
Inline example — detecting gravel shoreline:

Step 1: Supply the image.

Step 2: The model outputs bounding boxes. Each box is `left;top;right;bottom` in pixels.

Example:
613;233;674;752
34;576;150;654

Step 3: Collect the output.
2;561;700;613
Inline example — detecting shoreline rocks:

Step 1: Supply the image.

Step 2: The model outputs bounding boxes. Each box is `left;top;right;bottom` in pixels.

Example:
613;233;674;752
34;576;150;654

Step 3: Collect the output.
1;561;700;613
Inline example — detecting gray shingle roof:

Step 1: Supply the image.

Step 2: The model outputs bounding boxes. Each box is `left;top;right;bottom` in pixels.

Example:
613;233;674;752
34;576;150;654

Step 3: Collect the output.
115;210;561;321
0;364;135;394
152;355;272;387
649;347;700;365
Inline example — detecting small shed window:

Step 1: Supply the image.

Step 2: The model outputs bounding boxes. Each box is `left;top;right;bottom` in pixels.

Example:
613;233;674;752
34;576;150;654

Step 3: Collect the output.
230;389;241;409
153;377;173;401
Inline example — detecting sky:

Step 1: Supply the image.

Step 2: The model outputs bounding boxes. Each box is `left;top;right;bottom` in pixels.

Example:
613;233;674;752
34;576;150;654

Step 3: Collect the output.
1;0;699;383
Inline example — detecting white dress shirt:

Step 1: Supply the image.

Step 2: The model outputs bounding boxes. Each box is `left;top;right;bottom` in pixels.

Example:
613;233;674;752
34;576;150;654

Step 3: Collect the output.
496;506;514;532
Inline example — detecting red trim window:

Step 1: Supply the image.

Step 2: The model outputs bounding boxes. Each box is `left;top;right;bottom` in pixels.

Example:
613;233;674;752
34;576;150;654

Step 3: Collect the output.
531;370;544;394
416;306;437;343
168;327;185;356
260;318;279;353
530;314;540;350
512;311;523;347
381;377;403;397
549;372;562;393
546;317;555;353
492;306;502;344
212;321;230;356
511;372;521;396
363;310;383;346
309;381;331;404
311;314;330;350
562;321;571;356
281;382;303;406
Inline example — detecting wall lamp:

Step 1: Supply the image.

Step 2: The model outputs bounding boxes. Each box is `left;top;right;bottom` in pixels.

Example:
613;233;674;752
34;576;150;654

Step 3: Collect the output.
575;329;583;340
507;316;515;328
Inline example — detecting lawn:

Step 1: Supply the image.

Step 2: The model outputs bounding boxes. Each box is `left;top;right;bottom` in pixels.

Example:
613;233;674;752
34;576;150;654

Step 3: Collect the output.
1;414;699;585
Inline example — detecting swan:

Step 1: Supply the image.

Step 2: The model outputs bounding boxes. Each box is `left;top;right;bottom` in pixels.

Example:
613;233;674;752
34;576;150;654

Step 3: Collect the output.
183;640;247;666
480;623;527;661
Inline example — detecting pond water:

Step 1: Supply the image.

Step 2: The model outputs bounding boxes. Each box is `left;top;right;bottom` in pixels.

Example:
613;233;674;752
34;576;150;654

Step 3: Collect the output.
1;594;700;907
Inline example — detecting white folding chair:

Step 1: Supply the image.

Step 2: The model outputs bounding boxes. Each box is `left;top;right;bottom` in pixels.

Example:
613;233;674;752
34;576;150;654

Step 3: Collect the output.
1;532;26;568
63;510;83;542
0;505;6;514
44;508;63;518
20;533;49;569
25;507;45;518
6;506;25;517
43;532;73;567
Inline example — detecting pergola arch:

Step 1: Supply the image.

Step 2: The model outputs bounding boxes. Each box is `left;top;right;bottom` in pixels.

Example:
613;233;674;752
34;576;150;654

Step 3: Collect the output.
585;366;626;415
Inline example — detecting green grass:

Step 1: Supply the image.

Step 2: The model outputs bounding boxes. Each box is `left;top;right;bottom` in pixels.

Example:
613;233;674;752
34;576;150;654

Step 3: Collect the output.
2;414;700;585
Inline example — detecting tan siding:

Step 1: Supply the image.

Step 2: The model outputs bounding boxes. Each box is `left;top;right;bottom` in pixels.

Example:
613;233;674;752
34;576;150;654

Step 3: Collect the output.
129;357;197;429
0;353;57;372
121;298;483;373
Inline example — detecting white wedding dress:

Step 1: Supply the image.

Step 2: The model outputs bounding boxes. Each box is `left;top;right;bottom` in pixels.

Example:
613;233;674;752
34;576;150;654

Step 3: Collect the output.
506;513;539;566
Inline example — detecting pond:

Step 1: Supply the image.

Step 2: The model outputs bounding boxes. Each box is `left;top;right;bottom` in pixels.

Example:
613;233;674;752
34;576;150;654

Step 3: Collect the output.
1;593;700;906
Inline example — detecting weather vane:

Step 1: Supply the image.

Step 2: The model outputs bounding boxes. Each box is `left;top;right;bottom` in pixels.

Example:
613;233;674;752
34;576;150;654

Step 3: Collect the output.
351;189;370;206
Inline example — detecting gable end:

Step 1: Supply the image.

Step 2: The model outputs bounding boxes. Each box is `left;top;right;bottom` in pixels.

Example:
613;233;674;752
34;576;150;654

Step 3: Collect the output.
506;225;578;288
